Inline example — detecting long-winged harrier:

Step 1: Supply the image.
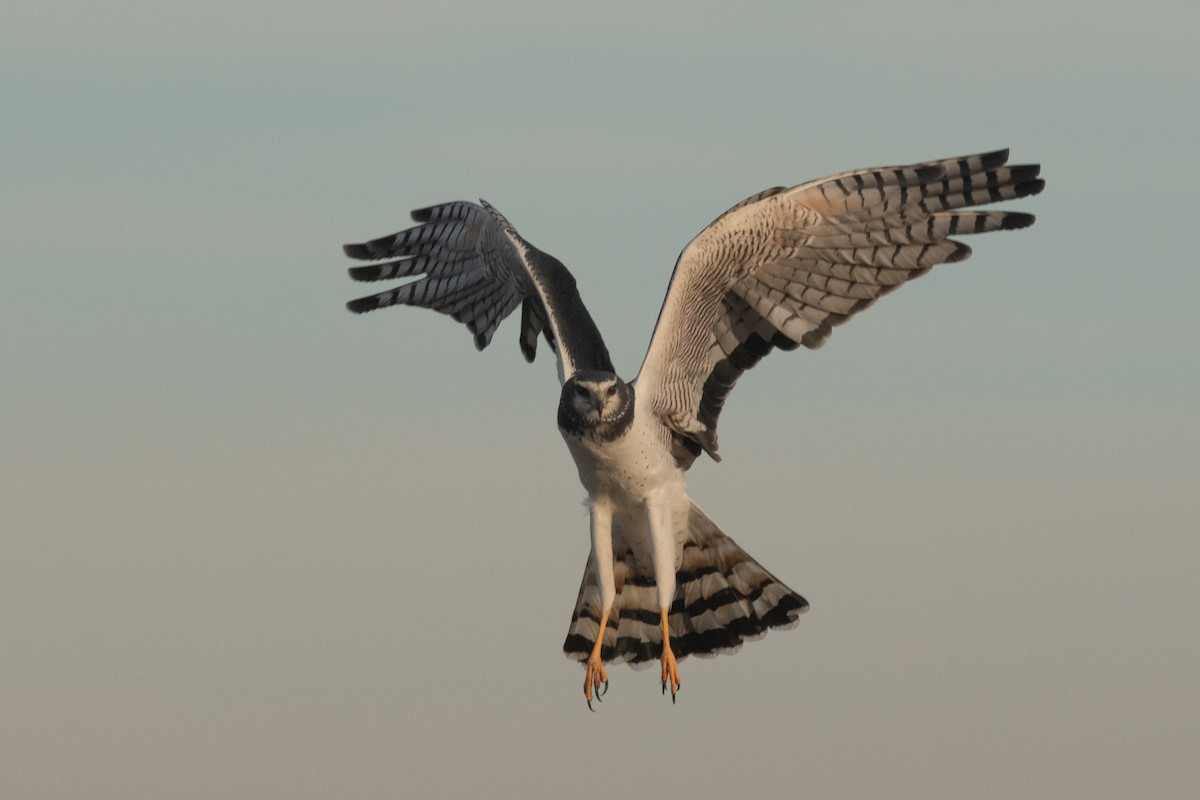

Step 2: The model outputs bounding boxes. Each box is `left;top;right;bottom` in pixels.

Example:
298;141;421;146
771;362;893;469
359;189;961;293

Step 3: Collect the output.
343;149;1044;708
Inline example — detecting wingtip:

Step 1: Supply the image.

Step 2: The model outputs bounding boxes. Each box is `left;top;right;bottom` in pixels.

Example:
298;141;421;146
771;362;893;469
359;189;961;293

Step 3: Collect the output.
1010;163;1042;181
1001;212;1037;230
347;265;381;282
343;242;372;260
1020;178;1046;198
980;148;1010;169
410;205;436;223
346;296;379;314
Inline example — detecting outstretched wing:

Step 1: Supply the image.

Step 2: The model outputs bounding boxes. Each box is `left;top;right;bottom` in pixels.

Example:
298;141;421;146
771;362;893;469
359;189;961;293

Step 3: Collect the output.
634;149;1044;465
345;200;613;383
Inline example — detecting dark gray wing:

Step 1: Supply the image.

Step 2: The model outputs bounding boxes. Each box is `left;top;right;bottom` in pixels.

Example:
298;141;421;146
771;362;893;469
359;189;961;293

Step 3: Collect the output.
345;200;613;382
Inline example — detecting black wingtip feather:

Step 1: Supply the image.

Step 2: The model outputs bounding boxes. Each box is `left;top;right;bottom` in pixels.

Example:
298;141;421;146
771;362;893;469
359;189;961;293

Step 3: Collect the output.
1009;163;1042;182
1018;178;1046;198
343;242;373;260
980;148;1010;169
346;296;380;314
347;265;383;282
1000;212;1037;230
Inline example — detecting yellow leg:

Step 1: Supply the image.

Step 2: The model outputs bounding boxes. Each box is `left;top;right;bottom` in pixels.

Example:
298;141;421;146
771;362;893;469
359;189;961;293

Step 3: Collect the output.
660;609;680;703
583;610;610;711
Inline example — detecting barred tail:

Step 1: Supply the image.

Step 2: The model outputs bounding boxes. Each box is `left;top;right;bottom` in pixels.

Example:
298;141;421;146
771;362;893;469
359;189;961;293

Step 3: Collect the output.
563;501;807;667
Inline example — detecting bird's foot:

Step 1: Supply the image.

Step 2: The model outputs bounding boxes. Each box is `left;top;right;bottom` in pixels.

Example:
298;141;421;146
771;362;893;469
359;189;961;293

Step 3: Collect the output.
583;610;611;711
584;653;608;711
660;611;681;703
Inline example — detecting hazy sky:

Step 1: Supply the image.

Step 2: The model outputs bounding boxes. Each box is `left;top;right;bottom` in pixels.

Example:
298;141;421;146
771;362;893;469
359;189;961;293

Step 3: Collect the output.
4;2;1197;798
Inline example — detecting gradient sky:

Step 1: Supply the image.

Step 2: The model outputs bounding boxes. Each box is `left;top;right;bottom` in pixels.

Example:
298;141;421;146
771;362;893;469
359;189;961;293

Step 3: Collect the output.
4;2;1197;798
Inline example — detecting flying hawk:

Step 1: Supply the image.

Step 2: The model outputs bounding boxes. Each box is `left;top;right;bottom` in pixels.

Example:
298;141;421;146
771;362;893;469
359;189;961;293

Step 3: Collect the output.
343;149;1044;708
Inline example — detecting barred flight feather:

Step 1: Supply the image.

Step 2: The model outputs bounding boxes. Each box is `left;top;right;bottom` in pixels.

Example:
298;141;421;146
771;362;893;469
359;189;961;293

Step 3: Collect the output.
344;200;613;377
637;149;1043;464
519;297;548;363
563;501;808;666
752;268;876;314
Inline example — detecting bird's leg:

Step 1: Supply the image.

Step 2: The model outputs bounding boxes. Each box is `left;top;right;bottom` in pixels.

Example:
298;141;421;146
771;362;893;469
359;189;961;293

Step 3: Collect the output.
660;608;680;702
645;487;681;703
583;497;616;710
584;610;609;711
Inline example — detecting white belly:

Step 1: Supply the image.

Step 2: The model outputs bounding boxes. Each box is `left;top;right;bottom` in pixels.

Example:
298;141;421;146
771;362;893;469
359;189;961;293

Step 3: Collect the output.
563;412;691;570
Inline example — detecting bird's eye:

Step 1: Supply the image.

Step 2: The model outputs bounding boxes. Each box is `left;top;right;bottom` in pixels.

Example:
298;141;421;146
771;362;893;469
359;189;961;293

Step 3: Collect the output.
575;385;589;398
606;385;616;397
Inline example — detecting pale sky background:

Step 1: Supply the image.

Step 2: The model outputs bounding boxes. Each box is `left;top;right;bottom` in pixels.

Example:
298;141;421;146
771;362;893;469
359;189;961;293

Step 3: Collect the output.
3;2;1197;798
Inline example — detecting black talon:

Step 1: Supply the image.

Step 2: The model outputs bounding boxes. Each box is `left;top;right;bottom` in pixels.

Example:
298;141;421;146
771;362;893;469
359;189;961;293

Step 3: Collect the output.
600;681;608;698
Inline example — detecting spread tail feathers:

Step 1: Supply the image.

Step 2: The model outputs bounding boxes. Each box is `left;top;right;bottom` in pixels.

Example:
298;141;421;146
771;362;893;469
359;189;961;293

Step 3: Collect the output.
563;502;807;667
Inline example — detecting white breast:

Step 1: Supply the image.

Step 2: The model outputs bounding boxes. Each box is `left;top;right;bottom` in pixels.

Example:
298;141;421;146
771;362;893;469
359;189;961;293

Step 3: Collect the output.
563;410;691;570
564;410;670;497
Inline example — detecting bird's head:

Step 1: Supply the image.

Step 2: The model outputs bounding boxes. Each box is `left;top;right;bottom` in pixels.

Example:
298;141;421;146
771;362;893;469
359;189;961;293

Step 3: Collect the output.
558;370;633;438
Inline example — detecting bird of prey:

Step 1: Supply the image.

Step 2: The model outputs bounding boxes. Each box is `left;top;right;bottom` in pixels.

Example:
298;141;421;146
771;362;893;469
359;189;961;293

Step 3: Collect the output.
343;149;1044;708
